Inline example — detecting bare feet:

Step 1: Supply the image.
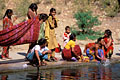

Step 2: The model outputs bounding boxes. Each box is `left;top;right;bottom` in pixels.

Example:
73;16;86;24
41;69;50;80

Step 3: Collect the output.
41;60;47;66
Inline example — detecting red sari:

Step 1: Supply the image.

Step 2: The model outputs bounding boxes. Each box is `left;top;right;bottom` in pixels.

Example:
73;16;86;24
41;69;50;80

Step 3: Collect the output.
62;45;82;61
104;37;113;57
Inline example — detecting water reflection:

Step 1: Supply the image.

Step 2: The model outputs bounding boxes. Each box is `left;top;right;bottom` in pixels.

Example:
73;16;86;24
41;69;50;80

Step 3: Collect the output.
61;65;112;80
1;75;8;80
0;64;120;80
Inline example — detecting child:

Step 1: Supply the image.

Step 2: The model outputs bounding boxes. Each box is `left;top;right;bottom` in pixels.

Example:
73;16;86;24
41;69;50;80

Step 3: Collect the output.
63;26;71;47
27;38;51;66
62;33;84;61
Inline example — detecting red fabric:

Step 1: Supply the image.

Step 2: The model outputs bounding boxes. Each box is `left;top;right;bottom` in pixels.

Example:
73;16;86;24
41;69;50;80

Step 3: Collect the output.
2;46;9;57
64;32;68;37
62;48;72;60
3;17;13;29
0;17;40;46
88;43;95;48
74;45;82;56
62;45;82;60
104;37;113;56
55;43;60;53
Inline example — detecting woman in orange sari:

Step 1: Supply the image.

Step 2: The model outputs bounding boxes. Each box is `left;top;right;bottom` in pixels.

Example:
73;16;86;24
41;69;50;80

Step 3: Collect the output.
103;29;113;59
1;9;16;59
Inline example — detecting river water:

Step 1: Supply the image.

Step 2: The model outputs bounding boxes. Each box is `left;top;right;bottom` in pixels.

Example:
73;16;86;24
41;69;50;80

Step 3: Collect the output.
0;63;120;80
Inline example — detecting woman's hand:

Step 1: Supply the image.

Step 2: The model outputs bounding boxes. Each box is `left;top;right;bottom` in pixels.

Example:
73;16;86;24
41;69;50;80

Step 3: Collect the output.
38;60;41;67
47;50;52;53
42;51;46;55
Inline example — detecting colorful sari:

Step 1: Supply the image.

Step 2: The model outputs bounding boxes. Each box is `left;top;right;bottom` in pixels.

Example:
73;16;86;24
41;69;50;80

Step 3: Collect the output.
0;17;40;46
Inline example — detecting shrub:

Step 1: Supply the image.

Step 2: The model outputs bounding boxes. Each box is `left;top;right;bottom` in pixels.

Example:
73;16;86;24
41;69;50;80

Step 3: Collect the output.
74;11;101;34
71;28;103;40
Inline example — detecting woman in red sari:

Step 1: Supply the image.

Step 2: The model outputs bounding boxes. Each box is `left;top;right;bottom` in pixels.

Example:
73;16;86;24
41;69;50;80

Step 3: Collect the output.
103;29;113;59
1;9;16;59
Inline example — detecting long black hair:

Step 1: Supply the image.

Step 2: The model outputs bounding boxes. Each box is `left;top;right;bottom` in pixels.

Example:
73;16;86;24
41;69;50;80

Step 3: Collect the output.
38;38;47;46
69;33;76;40
3;9;13;19
39;13;48;22
49;8;56;16
104;29;112;37
97;37;103;43
29;3;38;14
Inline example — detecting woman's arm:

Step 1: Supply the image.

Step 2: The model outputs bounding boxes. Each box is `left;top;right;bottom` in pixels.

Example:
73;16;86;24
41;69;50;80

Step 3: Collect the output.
42;50;52;55
95;44;102;60
35;50;41;66
105;38;112;49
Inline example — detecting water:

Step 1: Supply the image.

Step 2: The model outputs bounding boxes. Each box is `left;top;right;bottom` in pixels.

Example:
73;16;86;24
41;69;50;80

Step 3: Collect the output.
0;63;120;80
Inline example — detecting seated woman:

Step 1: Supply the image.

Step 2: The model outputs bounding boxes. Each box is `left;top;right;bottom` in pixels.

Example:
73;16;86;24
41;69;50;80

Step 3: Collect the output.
62;33;84;61
103;29;113;59
95;37;106;62
85;37;106;62
27;38;52;66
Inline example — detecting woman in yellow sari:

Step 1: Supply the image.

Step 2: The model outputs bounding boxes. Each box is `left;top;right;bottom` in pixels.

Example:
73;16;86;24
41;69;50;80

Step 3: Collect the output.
45;8;58;61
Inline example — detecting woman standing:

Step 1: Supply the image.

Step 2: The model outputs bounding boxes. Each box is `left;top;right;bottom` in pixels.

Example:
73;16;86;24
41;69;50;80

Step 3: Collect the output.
45;8;58;61
27;3;38;19
27;3;38;55
1;9;16;59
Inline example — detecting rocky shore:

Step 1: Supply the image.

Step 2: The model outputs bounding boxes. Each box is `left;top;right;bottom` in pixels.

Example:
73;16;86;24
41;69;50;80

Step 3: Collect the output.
0;44;120;74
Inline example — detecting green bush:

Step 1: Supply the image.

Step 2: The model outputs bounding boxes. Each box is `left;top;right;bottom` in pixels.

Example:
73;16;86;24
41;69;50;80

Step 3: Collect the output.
74;11;101;34
71;28;103;40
